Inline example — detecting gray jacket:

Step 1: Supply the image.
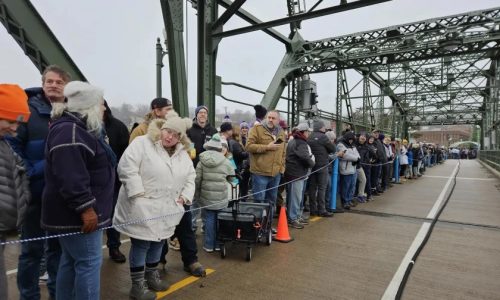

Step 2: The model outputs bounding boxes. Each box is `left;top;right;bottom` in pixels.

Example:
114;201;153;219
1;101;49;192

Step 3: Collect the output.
336;141;360;175
195;150;235;211
0;139;30;233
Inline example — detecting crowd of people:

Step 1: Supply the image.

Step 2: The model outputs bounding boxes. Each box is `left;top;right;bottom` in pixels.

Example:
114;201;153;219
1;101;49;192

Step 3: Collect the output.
0;65;449;300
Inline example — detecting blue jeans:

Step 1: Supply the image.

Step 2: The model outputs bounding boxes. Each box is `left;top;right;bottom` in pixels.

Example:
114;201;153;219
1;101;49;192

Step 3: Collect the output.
17;204;61;300
286;179;306;221
252;173;281;220
57;230;103;300
1;235;7;300
203;209;219;250
129;238;164;268
341;174;356;205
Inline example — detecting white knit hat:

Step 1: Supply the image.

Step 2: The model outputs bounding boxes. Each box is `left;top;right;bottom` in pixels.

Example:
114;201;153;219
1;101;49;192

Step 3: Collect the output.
64;81;104;111
161;114;192;139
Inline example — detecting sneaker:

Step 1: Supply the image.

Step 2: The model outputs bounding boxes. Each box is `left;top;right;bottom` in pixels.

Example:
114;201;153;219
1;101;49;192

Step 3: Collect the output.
39;272;48;284
271;228;278;235
289;220;304;229
319;211;334;218
202;247;214;253
168;238;180;251
298;217;309;225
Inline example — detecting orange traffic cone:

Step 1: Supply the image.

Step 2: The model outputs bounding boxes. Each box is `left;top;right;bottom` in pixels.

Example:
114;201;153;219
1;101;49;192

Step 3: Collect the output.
272;206;294;243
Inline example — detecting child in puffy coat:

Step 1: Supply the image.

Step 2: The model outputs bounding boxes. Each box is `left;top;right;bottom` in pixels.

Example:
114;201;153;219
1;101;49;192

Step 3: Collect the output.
195;134;235;252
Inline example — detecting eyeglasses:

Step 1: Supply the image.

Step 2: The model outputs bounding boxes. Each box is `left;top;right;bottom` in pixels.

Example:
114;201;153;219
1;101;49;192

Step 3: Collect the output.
163;128;180;139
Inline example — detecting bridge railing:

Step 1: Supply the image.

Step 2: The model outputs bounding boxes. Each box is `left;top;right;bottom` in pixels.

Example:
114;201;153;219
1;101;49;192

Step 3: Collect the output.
479;150;500;173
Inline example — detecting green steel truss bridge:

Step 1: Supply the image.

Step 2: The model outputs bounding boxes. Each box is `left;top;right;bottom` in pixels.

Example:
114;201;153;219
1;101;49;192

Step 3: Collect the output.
1;0;499;151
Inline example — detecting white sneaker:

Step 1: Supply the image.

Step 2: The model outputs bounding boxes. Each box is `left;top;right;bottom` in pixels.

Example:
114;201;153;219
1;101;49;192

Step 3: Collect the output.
39;272;49;284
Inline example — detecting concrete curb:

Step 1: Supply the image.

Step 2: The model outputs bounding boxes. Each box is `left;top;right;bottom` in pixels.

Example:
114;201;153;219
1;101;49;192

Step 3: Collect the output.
478;159;500;179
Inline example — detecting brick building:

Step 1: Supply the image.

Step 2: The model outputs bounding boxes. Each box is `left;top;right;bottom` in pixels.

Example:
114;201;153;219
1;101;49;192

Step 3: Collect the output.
411;125;472;146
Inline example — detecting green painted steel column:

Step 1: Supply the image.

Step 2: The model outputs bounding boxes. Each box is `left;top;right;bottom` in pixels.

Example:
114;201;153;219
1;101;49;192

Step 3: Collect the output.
363;73;369;131
336;69;343;137
197;0;218;125
160;0;189;117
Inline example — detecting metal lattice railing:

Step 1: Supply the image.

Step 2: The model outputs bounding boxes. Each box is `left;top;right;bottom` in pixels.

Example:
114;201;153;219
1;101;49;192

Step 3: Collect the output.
479;150;500;173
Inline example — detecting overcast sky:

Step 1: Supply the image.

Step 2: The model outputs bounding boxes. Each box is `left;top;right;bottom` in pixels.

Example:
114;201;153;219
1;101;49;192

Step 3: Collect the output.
0;0;497;115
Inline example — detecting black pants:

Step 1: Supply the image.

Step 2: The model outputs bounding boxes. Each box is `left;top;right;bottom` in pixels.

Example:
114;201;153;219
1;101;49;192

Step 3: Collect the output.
239;168;251;199
161;205;198;267
363;165;372;197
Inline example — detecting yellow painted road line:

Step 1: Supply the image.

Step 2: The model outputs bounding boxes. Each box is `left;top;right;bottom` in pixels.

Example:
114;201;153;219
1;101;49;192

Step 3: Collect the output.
309;216;322;222
157;268;215;298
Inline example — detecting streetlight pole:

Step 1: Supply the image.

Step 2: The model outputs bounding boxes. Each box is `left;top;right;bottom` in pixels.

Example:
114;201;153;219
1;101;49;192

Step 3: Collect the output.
156;37;168;98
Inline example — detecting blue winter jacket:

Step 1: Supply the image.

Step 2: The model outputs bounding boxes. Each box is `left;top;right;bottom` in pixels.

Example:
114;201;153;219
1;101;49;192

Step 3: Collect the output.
7;88;52;204
41;112;115;232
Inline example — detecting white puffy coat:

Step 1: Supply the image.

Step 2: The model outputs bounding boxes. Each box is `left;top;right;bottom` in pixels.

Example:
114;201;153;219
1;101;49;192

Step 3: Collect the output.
113;120;196;241
399;145;409;165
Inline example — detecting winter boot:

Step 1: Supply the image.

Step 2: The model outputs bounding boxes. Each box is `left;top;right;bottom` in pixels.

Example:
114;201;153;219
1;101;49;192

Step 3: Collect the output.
145;265;170;292
130;270;156;300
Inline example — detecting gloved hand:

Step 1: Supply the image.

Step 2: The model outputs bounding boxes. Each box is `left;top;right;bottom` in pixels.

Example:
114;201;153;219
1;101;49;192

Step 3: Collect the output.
81;207;98;233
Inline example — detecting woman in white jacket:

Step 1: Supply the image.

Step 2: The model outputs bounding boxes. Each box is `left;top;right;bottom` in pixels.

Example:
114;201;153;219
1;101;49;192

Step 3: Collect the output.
113;113;195;300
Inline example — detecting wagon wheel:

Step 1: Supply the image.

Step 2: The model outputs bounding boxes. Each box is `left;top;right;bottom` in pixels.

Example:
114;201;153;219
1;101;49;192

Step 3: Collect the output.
220;244;227;259
265;229;272;246
245;247;252;262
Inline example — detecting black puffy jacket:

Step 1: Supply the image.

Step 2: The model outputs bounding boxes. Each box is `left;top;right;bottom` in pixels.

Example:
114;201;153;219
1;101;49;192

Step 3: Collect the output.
187;121;218;167
307;131;336;169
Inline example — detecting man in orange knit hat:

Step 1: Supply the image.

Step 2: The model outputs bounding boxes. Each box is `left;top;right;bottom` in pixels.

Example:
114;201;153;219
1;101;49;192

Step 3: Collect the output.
0;84;31;300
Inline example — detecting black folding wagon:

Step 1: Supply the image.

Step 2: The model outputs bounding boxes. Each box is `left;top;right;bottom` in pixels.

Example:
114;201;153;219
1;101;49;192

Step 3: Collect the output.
216;200;272;261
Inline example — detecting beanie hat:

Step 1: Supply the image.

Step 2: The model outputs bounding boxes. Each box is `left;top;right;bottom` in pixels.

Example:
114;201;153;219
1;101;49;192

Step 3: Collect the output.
220;122;233;133
161;114;192;140
222;115;232;123
203;133;223;151
64;81;104;112
254;104;267;120
296;122;311;132
240;121;249;129
150;97;171;109
344;131;355;141
195;105;208;118
312;120;325;132
279;119;288;130
0;84;30;122
325;131;336;142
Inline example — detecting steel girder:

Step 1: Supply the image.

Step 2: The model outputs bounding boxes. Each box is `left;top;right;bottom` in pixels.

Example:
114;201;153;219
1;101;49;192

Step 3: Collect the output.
0;0;86;80
160;0;189;117
216;0;291;47
212;0;391;40
483;58;500;149
197;0;218;125
290;7;500;73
